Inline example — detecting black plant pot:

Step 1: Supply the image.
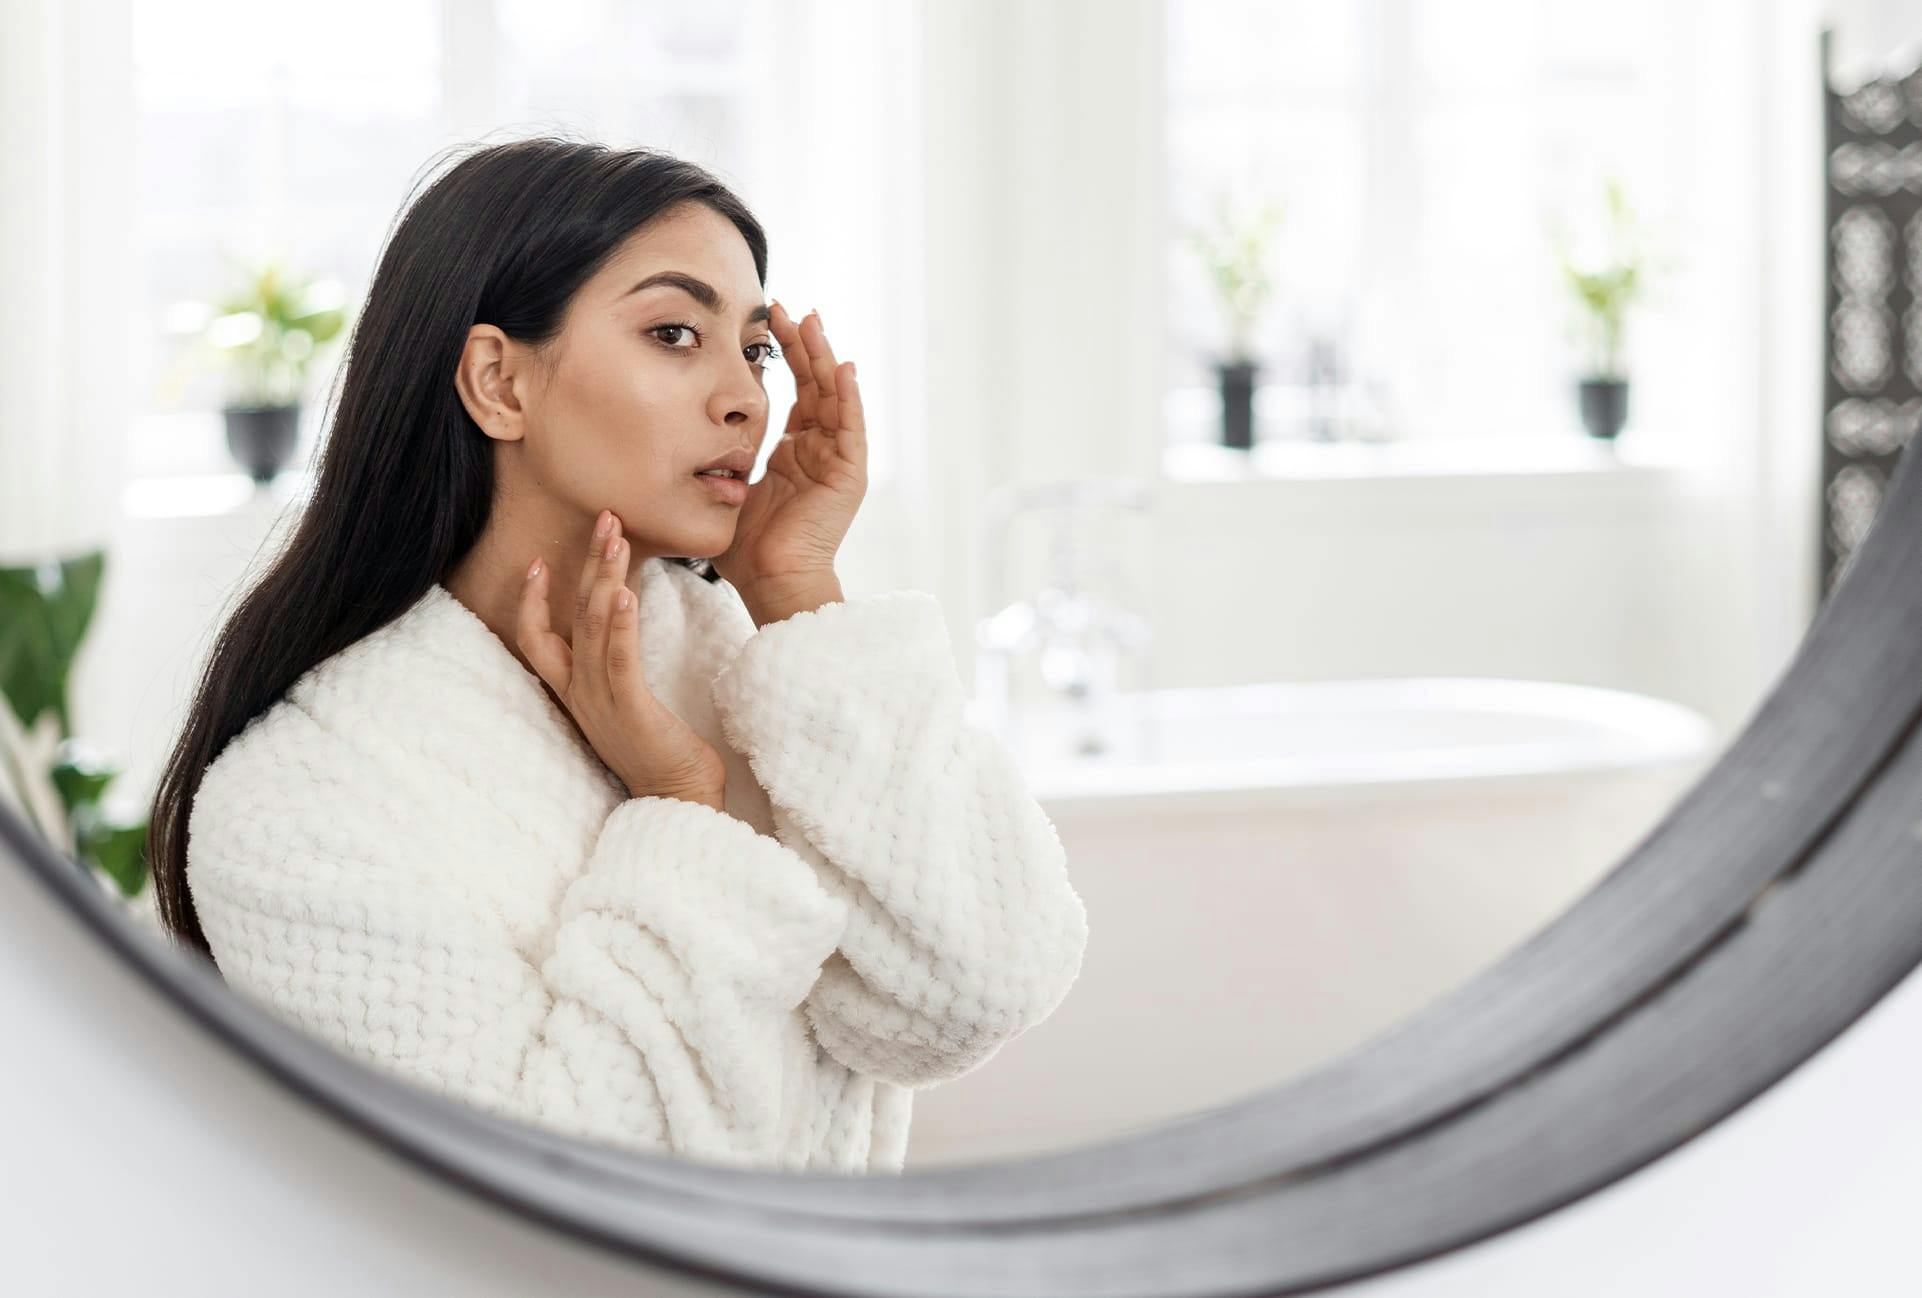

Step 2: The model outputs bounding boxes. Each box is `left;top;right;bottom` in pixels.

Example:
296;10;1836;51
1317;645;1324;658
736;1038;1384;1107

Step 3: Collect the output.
1215;359;1260;450
224;404;301;484
1577;378;1629;441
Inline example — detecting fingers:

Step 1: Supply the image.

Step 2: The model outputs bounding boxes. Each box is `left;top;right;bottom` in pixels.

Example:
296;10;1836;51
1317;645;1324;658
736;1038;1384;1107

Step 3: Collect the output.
520;510;649;710
840;363;866;463
516;557;572;695
573;514;627;700
797;311;843;433
578;509;615;625
605;563;642;693
768;301;862;459
769;301;816;430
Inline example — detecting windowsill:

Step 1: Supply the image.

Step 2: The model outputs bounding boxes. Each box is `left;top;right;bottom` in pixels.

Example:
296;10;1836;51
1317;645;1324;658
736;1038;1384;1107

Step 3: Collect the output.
123;433;1678;523
122;469;314;521
1161;433;1681;485
122;408;322;516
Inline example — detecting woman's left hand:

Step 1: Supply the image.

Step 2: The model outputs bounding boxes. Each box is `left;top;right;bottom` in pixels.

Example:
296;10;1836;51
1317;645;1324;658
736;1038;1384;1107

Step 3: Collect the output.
709;302;867;596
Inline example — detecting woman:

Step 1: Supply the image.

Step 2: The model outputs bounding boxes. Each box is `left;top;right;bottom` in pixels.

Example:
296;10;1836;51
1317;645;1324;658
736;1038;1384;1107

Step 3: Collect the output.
145;137;1089;1174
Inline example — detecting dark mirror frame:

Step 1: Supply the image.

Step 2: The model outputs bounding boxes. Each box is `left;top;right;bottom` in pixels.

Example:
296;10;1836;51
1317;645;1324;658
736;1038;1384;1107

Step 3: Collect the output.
9;36;1922;1294
11;424;1922;1295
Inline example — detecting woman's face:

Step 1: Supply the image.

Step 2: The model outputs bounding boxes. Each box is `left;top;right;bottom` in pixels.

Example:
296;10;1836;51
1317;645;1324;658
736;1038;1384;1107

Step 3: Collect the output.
460;201;775;563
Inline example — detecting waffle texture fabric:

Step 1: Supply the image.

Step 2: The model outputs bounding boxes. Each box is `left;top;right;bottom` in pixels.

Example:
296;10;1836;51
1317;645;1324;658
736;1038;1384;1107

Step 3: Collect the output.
186;557;1088;1173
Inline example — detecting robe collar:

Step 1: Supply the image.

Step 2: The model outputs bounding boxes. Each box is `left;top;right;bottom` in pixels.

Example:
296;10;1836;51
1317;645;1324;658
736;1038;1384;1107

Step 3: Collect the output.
386;556;768;822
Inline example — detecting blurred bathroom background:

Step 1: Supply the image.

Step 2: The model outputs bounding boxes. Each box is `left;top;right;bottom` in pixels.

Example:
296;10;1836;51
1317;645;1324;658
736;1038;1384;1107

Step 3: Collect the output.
3;0;1918;1167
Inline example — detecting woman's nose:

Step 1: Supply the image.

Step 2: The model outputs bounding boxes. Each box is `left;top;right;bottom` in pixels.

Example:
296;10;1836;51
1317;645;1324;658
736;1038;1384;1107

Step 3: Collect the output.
720;383;767;425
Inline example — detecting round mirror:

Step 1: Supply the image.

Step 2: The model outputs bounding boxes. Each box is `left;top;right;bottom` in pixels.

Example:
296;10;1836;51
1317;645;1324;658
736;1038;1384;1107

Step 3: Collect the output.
5;5;1919;1293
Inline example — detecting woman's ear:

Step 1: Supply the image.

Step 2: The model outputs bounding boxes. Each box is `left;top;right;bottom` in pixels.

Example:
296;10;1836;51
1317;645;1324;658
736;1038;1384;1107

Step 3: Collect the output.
454;324;532;442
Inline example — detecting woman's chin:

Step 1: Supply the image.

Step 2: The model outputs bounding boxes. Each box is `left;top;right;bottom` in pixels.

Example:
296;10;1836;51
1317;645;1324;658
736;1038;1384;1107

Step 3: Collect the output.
679;517;737;559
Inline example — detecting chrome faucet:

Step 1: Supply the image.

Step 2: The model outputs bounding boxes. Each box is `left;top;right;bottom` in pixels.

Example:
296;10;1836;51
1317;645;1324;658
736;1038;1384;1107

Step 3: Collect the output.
972;479;1156;761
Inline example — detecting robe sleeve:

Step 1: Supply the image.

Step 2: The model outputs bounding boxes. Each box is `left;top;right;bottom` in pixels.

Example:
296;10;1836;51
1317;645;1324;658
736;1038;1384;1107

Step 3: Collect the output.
188;735;850;1170
708;588;1089;1088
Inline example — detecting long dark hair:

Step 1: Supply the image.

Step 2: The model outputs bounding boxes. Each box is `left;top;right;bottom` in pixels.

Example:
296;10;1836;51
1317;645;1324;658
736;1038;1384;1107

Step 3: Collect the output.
148;135;765;961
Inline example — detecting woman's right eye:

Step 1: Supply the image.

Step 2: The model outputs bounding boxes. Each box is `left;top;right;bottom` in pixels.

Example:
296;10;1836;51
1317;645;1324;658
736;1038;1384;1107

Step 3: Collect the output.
650;323;701;349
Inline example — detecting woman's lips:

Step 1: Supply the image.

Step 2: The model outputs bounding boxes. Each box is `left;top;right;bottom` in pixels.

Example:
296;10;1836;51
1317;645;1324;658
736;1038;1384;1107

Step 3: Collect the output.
694;472;748;506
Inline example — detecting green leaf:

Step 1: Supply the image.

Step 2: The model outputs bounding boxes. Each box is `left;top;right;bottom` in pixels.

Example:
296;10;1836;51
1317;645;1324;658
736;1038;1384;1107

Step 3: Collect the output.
186;256;357;405
50;741;119;818
87;819;151;898
0;549;106;739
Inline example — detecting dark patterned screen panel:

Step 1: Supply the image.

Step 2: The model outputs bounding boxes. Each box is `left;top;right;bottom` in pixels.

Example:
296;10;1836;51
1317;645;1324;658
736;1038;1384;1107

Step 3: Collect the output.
1822;37;1922;601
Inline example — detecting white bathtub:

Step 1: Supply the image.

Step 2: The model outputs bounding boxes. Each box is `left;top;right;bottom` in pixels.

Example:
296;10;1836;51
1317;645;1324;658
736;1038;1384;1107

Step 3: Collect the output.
909;678;1719;1168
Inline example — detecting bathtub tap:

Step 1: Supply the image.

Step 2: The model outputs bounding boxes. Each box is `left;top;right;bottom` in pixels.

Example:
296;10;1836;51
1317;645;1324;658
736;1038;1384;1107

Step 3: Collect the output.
972;478;1156;757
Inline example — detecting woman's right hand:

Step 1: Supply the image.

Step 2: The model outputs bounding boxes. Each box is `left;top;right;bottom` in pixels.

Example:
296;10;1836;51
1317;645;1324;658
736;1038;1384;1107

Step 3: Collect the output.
517;508;728;813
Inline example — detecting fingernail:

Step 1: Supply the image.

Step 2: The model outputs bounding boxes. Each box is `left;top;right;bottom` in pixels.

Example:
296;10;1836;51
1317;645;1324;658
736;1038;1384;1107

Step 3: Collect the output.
525;557;542;581
604;533;621;560
595;510;613;536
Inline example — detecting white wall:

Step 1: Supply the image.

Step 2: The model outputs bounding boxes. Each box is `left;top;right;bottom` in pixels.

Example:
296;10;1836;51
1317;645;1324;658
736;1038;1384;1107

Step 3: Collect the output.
1140;462;1759;734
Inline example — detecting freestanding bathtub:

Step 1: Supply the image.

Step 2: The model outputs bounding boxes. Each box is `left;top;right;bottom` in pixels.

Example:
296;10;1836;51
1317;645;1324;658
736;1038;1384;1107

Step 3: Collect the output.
910;677;1720;1168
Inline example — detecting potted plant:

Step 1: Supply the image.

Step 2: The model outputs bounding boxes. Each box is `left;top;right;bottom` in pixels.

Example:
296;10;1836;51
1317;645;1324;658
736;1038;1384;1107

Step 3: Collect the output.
0;550;156;926
1551;176;1669;442
187;254;350;484
1182;190;1285;450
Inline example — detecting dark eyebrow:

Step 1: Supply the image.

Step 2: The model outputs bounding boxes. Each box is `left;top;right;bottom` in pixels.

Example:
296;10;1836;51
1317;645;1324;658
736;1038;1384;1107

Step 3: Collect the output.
622;271;770;325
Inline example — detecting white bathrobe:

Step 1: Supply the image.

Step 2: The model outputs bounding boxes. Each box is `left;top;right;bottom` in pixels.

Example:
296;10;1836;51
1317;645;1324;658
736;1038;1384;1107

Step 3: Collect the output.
184;557;1089;1174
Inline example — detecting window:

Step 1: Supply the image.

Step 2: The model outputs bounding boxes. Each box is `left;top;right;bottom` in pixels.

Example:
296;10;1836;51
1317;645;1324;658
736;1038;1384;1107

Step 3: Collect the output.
1164;0;1689;449
128;0;912;490
132;0;445;477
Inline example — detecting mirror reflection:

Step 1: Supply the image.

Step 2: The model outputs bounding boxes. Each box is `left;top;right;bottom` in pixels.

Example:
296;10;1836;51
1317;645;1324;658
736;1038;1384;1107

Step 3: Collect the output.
4;0;1883;1175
